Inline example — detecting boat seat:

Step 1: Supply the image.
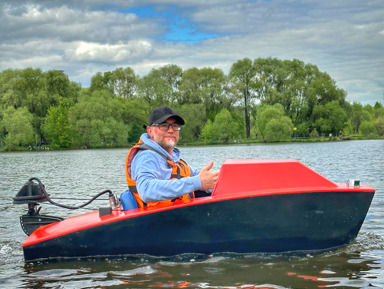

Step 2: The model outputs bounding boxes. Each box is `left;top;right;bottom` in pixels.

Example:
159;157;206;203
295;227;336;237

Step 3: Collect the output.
120;190;138;211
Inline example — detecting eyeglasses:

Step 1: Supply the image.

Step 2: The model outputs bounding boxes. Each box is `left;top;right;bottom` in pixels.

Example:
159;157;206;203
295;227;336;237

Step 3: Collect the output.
152;123;182;131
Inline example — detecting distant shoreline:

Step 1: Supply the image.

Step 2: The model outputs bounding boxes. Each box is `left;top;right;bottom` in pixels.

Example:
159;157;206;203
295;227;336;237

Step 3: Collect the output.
2;135;383;153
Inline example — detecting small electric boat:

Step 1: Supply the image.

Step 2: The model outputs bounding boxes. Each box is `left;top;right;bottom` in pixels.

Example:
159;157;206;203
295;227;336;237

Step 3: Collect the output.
14;159;375;262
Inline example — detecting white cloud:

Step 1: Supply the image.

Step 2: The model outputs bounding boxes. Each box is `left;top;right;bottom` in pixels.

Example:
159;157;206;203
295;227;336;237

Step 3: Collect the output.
0;0;383;105
0;3;159;43
69;40;153;62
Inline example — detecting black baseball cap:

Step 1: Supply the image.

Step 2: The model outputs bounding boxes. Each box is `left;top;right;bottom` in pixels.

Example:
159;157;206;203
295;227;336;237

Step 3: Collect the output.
148;106;185;126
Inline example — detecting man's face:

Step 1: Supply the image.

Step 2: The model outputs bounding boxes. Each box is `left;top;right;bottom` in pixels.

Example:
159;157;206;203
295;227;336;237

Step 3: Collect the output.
147;117;180;153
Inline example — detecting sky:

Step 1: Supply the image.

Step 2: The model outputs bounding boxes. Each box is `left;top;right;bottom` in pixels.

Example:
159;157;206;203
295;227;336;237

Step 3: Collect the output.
0;0;383;105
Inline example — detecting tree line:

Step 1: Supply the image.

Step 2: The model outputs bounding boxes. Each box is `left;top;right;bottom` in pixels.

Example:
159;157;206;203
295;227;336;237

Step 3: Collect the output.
0;57;383;151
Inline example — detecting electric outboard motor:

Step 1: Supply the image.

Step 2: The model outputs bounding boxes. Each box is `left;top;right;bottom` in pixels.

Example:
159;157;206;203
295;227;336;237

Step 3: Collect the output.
13;179;63;236
13;180;48;204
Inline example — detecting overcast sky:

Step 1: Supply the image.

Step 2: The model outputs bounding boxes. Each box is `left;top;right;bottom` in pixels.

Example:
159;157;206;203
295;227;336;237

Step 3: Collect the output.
1;0;383;105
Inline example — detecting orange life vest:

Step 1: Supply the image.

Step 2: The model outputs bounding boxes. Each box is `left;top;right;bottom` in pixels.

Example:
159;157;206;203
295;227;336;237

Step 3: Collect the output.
125;139;194;208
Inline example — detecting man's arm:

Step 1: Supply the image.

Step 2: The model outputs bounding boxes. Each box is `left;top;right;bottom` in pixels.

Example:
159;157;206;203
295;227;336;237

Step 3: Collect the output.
132;151;202;203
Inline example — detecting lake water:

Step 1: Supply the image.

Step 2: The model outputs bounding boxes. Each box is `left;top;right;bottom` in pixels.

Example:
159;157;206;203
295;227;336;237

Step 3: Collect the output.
0;140;383;288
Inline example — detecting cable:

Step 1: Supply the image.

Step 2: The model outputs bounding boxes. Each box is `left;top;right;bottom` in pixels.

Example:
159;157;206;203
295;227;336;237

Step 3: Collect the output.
29;177;113;210
42;202;96;211
51;197;109;201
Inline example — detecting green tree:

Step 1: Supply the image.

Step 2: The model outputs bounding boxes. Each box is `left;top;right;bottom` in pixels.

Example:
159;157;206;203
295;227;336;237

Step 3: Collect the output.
312;101;347;135
121;97;150;125
359;120;376;136
178;67;203;105
179;67;231;121
229;58;255;138
373;102;384;119
89;67;137;98
177;103;207;142
0;68;48;115
252;57;285;103
374;117;384;136
256;104;293;141
0;106;4;147
350;102;364;133
147;64;183;103
137;73;172;106
89;72;111;93
200;68;231;120
251;58;347;135
128;123;144;143
0;68;81;149
45;70;70;98
264;117;293;142
201;109;243;144
200;119;214;143
110;67;137;98
68;91;128;148
1;106;35;150
0;69;23;108
45;70;81;104
43;100;71;148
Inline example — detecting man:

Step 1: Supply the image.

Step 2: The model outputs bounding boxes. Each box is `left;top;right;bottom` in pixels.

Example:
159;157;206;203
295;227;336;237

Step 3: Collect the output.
125;106;219;208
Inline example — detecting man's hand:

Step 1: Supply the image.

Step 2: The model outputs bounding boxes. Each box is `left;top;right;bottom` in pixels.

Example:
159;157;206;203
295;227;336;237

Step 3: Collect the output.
199;160;220;190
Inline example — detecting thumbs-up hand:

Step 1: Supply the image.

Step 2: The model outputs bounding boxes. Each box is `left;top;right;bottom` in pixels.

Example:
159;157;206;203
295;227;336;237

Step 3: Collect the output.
199;161;220;190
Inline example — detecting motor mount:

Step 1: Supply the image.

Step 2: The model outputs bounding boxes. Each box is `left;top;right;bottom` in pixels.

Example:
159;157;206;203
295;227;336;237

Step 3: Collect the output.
13;179;63;236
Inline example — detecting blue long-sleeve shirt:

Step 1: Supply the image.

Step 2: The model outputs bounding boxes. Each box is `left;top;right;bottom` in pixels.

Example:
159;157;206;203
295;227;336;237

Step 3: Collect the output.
131;133;202;203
